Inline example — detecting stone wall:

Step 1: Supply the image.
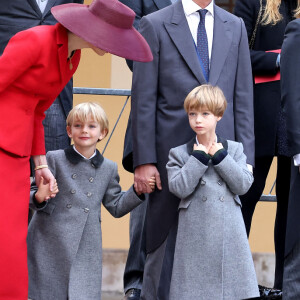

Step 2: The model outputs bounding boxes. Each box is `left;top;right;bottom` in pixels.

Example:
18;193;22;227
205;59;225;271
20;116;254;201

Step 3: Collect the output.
102;249;275;293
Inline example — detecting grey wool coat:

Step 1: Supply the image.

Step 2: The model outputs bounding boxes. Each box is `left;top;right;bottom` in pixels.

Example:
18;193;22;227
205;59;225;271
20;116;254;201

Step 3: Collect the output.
27;146;144;300
167;138;259;300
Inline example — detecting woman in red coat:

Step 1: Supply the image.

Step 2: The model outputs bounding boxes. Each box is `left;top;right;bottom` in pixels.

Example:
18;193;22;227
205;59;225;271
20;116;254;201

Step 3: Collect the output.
0;0;152;299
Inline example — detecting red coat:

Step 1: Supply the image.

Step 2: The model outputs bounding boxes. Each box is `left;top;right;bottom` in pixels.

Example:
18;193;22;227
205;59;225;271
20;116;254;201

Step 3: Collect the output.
0;23;80;157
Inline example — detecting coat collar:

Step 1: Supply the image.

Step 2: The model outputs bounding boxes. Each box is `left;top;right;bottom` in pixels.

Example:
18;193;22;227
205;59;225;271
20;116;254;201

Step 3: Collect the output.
186;135;228;155
153;0;172;10
64;145;104;168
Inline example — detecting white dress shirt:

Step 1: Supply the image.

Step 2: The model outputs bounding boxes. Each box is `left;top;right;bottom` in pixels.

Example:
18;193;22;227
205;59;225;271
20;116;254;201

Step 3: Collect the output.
36;0;48;14
182;0;214;65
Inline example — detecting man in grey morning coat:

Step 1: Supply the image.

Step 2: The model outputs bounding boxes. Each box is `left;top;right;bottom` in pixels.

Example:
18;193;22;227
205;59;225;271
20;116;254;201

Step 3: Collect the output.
131;0;254;299
119;0;174;299
281;18;300;300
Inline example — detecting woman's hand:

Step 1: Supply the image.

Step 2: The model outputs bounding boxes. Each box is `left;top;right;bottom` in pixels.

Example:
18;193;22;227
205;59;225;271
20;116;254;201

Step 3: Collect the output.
35;167;57;194
35;176;59;203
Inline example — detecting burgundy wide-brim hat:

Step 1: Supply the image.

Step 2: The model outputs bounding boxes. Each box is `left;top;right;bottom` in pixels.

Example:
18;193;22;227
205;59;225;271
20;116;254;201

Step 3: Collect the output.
51;0;153;62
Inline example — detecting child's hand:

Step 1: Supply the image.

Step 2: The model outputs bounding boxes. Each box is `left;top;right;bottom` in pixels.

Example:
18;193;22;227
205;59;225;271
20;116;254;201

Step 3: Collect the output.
193;143;208;153
208;142;223;156
148;176;156;192
35;177;59;203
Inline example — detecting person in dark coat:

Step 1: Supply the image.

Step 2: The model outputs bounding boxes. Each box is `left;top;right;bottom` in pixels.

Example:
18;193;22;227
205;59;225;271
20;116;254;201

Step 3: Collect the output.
281;16;300;300
119;0;174;299
234;0;300;290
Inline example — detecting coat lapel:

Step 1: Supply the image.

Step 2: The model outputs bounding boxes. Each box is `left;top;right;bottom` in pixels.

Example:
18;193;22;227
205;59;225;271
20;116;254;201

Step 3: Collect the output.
43;0;58;17
56;24;68;82
153;0;172;10
209;5;232;85
27;0;42;16
164;1;207;85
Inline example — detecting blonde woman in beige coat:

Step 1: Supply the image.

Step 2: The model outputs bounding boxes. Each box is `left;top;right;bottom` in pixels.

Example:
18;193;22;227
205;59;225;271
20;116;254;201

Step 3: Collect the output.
167;85;259;300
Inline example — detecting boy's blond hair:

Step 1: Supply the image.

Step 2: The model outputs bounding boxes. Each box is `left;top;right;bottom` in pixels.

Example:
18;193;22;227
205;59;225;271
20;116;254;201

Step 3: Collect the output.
184;84;227;117
66;102;109;135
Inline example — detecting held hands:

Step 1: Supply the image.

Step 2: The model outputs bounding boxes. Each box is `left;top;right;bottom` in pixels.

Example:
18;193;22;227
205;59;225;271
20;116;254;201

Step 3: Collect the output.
35;167;56;192
35;176;59;203
194;142;223;156
134;164;162;195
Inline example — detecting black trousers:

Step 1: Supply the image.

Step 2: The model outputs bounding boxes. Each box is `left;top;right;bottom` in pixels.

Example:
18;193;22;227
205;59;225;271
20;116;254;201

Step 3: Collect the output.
240;155;291;289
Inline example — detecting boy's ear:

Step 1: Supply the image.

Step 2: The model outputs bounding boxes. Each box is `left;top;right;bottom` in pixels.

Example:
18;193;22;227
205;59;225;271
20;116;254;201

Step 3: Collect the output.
66;126;72;138
216;115;222;122
98;129;108;142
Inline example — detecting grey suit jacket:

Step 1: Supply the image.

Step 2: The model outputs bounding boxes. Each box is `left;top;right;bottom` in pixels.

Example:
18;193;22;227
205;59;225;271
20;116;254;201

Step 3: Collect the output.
0;0;83;118
167;138;258;299
120;0;173;171
27;147;144;300
281;18;300;256
131;0;254;252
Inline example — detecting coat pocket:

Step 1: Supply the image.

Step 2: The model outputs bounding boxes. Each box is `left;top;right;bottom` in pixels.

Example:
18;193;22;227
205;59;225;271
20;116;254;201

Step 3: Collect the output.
178;199;192;209
233;195;242;207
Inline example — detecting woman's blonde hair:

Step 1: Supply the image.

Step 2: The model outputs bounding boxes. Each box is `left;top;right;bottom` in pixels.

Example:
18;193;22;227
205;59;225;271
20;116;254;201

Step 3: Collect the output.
184;85;227;117
66;102;109;135
262;0;300;26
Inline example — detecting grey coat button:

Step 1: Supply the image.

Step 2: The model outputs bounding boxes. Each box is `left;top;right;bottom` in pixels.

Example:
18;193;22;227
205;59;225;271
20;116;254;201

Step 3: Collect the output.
71;189;76;194
89;177;94;183
202;196;207;202
217;180;222;186
87;192;92;197
71;174;77;179
220;196;224;202
66;204;72;209
91;163;95;168
200;179;206;186
84;208;90;213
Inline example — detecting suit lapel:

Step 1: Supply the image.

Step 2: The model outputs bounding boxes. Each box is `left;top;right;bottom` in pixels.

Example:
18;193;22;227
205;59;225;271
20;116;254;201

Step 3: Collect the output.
153;0;172;10
164;1;207;85
43;0;58;17
209;5;232;85
27;0;42;17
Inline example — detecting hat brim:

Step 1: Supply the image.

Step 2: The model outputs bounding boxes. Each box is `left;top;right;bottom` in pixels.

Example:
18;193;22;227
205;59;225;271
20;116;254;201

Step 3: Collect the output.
52;4;153;62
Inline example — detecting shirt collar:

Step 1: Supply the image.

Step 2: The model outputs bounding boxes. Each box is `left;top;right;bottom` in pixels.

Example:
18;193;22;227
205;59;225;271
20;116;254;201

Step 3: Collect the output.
73;145;96;160
182;0;214;18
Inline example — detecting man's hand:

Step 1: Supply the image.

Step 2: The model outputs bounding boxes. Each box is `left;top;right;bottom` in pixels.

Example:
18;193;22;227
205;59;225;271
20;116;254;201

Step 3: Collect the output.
208;142;223;156
134;164;162;194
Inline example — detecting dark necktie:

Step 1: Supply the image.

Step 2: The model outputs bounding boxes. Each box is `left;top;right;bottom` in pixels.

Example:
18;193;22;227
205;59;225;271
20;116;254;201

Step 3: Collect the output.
197;9;209;81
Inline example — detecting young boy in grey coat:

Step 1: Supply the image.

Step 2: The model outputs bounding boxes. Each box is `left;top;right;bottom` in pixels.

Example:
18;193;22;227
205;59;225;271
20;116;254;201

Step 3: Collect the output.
167;85;259;300
27;103;149;300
